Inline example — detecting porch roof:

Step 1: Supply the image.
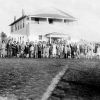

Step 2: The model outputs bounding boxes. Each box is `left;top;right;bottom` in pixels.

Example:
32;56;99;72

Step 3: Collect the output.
45;32;71;39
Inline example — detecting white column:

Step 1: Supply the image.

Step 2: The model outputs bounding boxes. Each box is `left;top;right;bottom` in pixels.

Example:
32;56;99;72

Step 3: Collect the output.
47;18;48;23
63;19;65;23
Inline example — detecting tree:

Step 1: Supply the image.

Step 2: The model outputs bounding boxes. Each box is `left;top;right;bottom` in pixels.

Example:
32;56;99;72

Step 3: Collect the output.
1;32;7;41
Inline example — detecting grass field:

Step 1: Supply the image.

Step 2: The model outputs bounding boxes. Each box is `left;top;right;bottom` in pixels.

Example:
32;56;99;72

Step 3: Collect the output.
0;58;100;99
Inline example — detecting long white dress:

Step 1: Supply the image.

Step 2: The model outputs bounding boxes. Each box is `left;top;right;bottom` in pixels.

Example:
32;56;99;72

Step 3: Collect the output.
97;47;100;56
1;43;6;57
52;44;57;57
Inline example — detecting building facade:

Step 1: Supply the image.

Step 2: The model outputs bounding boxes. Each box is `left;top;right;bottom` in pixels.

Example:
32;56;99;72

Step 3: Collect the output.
9;8;76;43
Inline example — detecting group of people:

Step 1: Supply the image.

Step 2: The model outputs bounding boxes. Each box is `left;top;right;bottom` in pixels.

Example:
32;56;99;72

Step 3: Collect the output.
0;39;100;59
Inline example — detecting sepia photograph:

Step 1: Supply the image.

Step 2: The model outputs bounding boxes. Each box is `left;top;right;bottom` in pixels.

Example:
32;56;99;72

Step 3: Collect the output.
0;0;100;100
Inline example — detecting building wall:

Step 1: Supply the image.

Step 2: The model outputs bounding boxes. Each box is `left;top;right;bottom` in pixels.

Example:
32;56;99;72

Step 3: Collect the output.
10;16;75;42
10;17;29;42
29;18;73;41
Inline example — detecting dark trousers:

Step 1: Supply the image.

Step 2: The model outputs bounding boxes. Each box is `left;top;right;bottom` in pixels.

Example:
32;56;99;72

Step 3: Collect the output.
12;49;17;57
71;51;74;58
38;51;41;58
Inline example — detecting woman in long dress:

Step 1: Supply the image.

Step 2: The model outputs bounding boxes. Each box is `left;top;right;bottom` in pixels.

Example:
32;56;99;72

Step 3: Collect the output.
1;40;6;57
97;46;100;59
52;43;57;58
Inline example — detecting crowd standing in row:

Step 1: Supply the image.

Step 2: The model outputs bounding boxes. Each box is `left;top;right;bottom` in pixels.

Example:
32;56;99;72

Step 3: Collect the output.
0;39;100;59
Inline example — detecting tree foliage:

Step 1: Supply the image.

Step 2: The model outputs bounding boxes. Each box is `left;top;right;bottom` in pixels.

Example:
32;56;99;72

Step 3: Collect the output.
1;32;7;41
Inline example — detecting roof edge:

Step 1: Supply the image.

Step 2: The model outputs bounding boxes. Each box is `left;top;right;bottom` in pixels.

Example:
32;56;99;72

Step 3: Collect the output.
9;15;27;26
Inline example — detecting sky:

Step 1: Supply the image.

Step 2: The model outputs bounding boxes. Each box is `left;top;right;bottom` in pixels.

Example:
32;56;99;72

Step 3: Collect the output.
0;0;100;42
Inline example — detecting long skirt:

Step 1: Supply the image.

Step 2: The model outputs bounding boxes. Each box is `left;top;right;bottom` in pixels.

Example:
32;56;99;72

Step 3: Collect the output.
1;49;6;57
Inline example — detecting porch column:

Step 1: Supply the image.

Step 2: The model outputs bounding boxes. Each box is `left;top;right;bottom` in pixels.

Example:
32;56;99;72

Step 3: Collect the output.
47;18;49;23
63;19;65;23
50;35;51;44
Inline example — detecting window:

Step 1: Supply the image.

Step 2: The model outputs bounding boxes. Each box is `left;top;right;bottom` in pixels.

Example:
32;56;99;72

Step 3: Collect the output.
35;18;39;24
18;23;19;30
48;19;53;24
15;24;17;31
23;22;24;28
27;17;29;20
64;19;67;23
23;19;25;28
20;21;22;29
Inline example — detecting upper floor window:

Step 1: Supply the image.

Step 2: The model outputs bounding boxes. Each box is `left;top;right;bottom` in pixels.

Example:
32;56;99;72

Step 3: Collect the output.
23;23;24;28
35;18;39;24
15;24;17;31
20;21;22;29
18;23;19;30
27;17;29;20
23;19;25;28
48;19;53;24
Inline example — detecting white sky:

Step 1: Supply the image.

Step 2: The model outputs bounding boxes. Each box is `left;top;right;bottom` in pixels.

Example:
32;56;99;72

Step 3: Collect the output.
0;0;100;42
